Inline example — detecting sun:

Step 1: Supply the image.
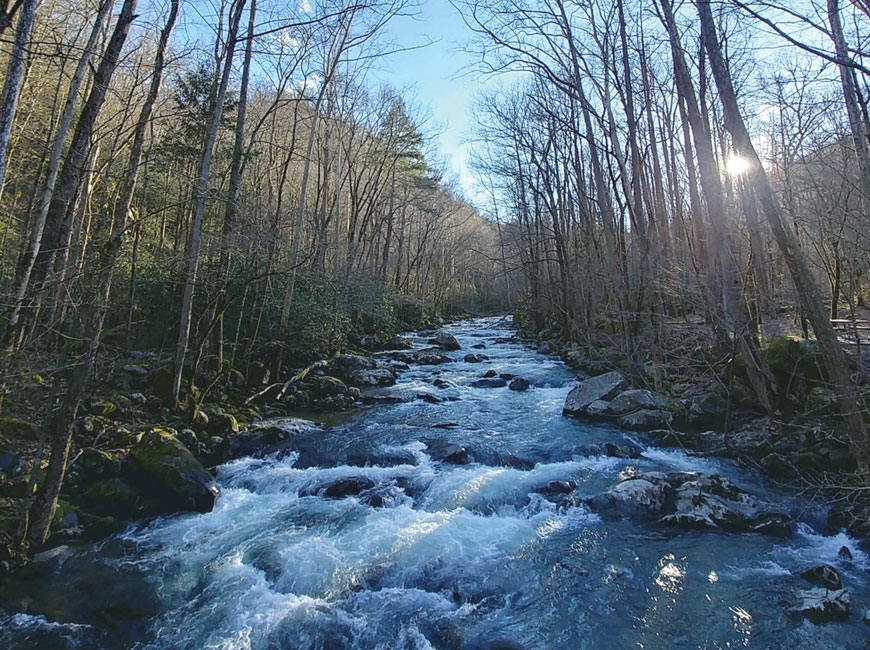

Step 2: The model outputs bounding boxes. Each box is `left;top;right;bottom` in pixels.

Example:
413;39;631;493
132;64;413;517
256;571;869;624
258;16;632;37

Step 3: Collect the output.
725;154;751;176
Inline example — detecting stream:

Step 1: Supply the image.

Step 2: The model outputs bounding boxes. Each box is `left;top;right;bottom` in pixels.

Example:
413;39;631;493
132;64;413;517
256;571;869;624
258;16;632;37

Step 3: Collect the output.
2;316;868;649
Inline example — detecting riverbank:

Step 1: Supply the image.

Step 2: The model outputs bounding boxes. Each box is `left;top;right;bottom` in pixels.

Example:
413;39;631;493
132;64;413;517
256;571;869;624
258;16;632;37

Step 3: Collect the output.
1;317;867;650
2;312;869;571
527;314;870;538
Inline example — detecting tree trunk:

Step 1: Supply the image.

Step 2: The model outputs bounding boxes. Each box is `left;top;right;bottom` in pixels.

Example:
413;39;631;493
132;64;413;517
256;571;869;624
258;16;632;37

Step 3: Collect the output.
172;0;247;408
27;0;179;545
215;0;256;368
0;0;37;198
4;0;136;349
696;0;868;467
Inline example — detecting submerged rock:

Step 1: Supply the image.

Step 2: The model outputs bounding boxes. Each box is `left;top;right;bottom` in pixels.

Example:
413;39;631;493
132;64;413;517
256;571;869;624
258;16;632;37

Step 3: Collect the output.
471;377;508;389
563;371;627;416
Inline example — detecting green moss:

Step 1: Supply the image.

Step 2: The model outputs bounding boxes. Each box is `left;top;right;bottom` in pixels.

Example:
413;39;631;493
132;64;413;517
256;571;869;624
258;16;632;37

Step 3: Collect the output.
763;336;826;388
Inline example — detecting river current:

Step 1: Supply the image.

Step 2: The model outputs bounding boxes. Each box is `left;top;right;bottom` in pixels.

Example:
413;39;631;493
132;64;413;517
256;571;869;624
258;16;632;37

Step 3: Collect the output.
2;317;868;649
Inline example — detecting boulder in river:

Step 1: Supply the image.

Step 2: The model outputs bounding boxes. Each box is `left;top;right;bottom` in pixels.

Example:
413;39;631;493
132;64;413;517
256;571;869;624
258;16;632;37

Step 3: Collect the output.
794;588;851;623
608;389;669;416
327;354;397;387
430;332;461;351
509;377;530;392
618;408;673;431
464;353;488;363
225;418;322;460
800;564;842;590
130;428;219;513
563;371;627;416
587;471;792;535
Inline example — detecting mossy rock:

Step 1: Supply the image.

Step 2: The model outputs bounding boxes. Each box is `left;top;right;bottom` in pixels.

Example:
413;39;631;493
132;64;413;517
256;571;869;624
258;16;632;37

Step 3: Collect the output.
130;428;218;513
763;337;826;387
247;361;270;387
151;364;175;399
206;412;239;436
0;416;39;445
80;478;142;518
84;398;119;418
804;386;838;415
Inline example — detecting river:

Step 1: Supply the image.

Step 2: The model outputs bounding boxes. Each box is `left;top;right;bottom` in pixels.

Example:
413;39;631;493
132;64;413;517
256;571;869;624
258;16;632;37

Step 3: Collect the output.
1;316;868;649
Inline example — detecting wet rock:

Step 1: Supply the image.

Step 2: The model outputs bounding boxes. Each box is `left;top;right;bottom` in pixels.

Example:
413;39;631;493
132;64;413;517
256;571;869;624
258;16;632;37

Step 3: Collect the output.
130;429;219;513
800;564;842;590
586;400;610;417
471;378;507;389
618;409;673;431
225;418;321;460
426;440;474;465
464;353;488;363
588;477;669;518
385;349;452;365
563;371;627;416
608;389;668;416
537;342;552;355
302;477;376;499
588;471;792;535
31;544;75;569
794;588;851;623
361;395;408;405
483;369;498;378
536;480;578;495
328;354;397;387
471;343;487;350
430;332;461;351
839;546;853;560
433;378;455;389
509;377;530;392
418;392;445;404
604;441;643;458
662;474;792;535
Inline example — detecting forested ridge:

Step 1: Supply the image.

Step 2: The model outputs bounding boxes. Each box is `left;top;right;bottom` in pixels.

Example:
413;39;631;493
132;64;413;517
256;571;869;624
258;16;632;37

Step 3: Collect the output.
1;0;870;563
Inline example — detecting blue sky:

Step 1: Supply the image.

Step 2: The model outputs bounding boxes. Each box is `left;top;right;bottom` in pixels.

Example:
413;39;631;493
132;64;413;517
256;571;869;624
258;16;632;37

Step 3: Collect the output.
370;0;485;203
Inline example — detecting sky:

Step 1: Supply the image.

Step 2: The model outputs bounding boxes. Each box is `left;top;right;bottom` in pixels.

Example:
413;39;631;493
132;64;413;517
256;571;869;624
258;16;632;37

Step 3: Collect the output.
368;0;487;204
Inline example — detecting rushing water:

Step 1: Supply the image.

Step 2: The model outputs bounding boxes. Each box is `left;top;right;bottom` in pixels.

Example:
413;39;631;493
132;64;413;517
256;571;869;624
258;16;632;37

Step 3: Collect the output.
2;317;869;649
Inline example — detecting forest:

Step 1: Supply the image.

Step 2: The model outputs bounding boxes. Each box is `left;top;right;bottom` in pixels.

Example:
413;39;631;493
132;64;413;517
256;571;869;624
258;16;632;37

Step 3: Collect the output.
1;0;870;557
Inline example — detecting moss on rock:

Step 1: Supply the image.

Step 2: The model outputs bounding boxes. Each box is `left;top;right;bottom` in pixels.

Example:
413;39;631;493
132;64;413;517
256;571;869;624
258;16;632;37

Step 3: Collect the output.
130;428;219;513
